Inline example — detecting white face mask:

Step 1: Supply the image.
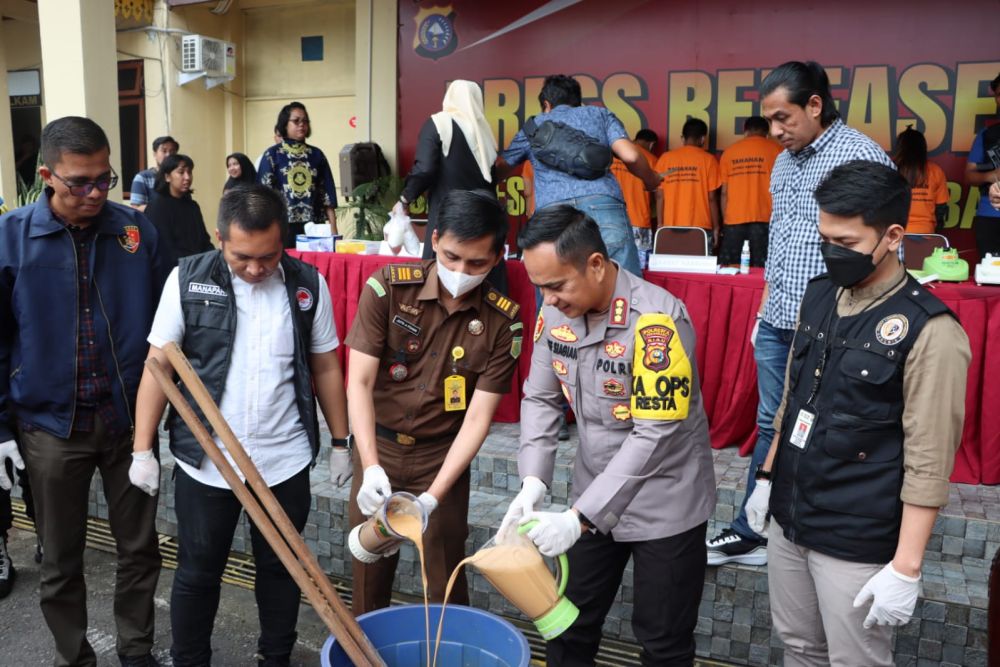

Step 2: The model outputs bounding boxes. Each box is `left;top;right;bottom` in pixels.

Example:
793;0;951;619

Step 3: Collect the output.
437;261;488;298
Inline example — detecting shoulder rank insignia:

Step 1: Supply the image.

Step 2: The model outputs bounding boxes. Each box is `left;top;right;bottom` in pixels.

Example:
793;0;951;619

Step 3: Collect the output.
389;264;426;285
485;288;520;320
610;297;629;326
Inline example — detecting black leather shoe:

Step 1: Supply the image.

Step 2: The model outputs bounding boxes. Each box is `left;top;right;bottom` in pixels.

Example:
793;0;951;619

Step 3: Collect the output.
118;653;160;667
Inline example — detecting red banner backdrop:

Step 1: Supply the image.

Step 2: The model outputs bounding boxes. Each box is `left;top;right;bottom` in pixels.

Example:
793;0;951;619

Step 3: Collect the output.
397;0;999;255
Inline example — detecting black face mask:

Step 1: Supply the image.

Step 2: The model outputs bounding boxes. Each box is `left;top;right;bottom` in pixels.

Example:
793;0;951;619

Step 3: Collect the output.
820;234;886;288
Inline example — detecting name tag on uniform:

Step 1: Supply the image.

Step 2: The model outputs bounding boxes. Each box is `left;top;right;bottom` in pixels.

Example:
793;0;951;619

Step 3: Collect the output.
788;408;816;450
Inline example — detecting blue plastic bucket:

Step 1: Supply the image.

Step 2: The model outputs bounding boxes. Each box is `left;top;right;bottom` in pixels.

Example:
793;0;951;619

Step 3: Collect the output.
321;603;530;667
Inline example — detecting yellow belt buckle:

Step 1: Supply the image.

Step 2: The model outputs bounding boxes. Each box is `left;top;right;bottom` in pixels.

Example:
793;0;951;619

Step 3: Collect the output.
396;433;416;446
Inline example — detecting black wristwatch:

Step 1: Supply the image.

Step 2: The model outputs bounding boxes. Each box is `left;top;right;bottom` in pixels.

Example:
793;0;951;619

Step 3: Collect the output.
754;464;772;481
331;434;353;450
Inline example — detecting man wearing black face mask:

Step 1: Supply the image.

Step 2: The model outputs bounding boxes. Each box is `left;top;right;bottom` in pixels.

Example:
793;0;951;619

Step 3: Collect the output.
743;160;970;665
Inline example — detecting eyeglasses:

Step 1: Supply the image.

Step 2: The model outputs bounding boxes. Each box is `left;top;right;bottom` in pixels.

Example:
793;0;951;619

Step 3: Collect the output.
51;170;119;197
289;117;310;125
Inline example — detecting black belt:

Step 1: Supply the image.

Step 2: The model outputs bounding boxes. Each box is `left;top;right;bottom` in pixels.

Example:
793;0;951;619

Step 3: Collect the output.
375;424;452;447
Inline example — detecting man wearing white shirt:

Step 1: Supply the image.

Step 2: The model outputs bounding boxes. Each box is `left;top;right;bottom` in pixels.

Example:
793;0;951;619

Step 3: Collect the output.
130;184;350;667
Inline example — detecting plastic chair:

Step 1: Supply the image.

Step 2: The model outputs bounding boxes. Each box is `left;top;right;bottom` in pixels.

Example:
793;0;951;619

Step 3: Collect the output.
903;233;949;271
653;227;710;256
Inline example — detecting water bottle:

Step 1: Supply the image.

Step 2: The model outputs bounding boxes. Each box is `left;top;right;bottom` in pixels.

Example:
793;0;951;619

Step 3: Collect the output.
739;240;751;275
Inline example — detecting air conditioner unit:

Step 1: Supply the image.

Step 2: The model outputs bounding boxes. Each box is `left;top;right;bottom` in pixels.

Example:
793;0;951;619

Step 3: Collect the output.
181;35;235;77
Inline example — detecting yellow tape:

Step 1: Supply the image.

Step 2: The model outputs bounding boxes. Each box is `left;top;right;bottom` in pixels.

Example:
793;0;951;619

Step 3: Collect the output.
630;313;691;420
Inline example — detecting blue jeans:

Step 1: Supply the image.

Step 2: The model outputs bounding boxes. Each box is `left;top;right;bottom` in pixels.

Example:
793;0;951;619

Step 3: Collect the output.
549;194;642;277
730;319;795;542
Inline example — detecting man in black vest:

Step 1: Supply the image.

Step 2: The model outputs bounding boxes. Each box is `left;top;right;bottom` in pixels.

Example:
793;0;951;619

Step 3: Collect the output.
744;161;970;665
130;184;350;667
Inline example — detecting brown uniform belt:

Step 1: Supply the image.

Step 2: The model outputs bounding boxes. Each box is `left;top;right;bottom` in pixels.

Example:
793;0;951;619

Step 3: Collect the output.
375;424;453;447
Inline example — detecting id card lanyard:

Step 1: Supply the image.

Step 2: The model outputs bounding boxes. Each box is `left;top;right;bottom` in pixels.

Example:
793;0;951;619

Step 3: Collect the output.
789;302;839;451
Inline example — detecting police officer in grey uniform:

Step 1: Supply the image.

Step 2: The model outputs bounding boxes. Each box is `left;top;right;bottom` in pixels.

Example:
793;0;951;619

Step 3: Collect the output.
500;205;716;666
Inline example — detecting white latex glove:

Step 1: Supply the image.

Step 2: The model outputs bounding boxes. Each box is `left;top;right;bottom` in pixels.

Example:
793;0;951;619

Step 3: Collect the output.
329;447;352;487
498;476;547;538
128;450;160;496
852;562;921;629
417;491;438;516
745;479;771;537
750;317;761;348
521;509;583;557
0;439;24;491
385;203;407;253
356;464;392;516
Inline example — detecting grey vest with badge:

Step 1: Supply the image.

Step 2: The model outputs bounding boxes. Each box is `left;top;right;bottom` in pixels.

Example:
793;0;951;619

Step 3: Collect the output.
769;274;953;563
167;250;321;468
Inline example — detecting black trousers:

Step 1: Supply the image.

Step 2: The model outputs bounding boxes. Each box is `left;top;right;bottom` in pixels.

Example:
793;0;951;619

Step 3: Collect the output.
170;464;312;667
974;215;1000;258
0;457;34;535
718;222;769;267
546;522;707;667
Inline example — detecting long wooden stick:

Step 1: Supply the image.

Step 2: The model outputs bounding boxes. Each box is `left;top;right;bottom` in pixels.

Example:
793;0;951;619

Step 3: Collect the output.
147;355;383;667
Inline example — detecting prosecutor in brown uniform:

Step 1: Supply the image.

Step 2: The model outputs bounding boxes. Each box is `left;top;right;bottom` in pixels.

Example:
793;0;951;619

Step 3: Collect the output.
344;190;521;614
504;205;716;666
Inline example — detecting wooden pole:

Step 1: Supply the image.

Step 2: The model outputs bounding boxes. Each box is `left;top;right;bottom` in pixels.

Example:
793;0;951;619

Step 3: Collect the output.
146;356;383;667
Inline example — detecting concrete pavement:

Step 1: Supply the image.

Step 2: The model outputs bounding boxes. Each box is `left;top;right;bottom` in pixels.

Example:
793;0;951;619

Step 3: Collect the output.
0;526;331;666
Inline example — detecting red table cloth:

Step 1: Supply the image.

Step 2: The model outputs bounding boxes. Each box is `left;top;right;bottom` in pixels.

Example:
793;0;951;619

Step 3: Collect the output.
292;252;1000;485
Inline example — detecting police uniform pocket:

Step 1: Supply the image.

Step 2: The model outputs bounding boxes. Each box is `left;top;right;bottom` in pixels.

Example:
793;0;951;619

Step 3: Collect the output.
806;412;903;520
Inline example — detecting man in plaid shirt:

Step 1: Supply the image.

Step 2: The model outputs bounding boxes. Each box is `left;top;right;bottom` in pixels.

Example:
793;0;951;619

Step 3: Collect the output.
706;61;892;566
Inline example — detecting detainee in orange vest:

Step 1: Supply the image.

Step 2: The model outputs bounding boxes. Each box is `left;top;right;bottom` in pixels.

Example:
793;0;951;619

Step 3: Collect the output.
893;126;948;235
655;119;722;250
718;116;782;266
611;129;659;266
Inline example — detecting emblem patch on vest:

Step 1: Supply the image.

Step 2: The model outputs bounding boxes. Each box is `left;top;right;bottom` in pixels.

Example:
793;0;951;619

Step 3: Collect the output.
875;314;908;346
296;287;314;311
119;225;140;253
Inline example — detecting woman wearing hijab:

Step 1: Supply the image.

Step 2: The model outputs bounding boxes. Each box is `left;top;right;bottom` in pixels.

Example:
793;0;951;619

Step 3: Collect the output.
395;80;508;292
223;152;257;194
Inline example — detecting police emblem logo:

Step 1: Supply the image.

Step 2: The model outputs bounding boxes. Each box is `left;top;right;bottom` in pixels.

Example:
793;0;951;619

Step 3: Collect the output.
611;404;631;421
296;287;314;311
603;379;625;397
604;341;626;358
118;225;141;253
414;269;424;279
549;324;578;343
405;338;421;354
533;312;545;342
468;319;485;336
413;5;457;60
876;315;909;346
552;359;568;376
638;324;675;372
610;297;628;326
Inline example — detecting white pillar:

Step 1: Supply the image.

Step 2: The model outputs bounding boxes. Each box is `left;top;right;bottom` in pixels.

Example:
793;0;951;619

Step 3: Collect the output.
0;44;16;208
37;0;122;201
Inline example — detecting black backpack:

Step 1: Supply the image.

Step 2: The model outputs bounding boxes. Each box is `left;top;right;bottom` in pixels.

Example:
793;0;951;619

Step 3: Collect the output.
523;116;613;180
